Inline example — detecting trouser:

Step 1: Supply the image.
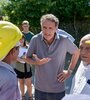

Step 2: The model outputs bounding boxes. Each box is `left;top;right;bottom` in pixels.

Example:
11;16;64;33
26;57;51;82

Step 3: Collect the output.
35;89;65;100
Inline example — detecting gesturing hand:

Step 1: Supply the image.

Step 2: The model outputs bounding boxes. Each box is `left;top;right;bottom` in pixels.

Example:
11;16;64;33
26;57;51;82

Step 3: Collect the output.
33;54;51;65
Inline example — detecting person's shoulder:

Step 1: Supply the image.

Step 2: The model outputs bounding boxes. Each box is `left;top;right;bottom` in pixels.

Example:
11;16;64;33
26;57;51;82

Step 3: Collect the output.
29;33;41;44
57;32;74;43
22;31;34;35
29;31;34;36
22;31;25;34
57;29;75;42
57;33;68;42
0;65;11;80
57;29;66;33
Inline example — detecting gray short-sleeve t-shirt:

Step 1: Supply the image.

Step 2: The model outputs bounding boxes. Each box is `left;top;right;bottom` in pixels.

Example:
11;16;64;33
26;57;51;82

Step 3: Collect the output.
27;33;78;93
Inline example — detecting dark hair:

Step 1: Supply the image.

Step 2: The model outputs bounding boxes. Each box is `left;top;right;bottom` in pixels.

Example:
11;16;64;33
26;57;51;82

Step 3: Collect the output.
21;36;28;48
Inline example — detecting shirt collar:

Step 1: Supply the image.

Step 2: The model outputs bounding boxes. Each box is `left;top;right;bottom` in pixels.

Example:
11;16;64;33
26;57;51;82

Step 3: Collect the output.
40;31;67;41
0;61;16;76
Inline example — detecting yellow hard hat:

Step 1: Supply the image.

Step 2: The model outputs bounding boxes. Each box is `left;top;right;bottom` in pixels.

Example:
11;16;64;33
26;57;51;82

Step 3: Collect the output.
0;21;22;60
85;40;90;44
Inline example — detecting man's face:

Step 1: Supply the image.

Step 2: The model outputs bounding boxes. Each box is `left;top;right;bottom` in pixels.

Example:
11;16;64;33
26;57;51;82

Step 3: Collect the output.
22;24;29;31
12;46;19;62
41;20;57;43
19;37;24;46
79;41;90;64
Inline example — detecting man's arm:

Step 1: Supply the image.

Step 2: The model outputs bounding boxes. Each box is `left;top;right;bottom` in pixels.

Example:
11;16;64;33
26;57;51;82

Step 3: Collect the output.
24;54;51;65
68;49;80;72
57;49;80;82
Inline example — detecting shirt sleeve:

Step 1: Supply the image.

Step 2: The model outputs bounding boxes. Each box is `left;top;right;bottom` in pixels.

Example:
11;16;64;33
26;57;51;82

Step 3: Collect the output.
65;38;78;54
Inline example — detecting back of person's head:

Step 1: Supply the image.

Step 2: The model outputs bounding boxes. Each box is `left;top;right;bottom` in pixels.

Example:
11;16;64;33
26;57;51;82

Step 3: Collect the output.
0;21;22;60
40;14;59;27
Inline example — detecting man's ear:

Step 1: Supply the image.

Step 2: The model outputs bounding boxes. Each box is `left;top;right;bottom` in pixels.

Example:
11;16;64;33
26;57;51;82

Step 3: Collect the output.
9;48;15;55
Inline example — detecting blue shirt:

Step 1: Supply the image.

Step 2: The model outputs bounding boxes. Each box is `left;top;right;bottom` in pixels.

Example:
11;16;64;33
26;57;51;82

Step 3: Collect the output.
56;29;75;42
0;61;20;100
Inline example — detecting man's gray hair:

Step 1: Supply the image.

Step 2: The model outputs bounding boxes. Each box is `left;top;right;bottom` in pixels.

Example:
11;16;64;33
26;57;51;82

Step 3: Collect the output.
40;14;59;27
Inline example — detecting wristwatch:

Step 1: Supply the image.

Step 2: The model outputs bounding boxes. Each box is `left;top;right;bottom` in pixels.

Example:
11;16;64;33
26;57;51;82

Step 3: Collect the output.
68;69;73;74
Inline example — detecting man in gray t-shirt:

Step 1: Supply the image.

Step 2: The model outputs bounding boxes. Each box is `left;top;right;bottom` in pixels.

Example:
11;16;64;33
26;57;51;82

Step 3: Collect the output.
26;14;79;100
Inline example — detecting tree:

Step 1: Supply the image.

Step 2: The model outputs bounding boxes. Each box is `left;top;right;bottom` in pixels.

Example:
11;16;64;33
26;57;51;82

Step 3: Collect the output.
0;0;9;16
3;0;51;33
3;0;90;37
49;0;90;42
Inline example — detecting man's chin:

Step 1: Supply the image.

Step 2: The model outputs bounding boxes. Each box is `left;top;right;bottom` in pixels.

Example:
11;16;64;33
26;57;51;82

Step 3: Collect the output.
82;59;89;63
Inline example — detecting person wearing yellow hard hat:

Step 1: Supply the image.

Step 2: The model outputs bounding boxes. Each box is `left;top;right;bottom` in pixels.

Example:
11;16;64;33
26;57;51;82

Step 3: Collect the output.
0;21;22;100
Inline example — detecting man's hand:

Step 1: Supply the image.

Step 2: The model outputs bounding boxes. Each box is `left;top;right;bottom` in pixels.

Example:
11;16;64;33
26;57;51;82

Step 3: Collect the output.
57;70;71;82
33;54;51;65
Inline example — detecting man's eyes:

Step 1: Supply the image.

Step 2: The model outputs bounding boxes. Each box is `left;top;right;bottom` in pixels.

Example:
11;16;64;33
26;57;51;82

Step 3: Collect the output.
79;46;90;51
86;47;90;51
43;27;52;29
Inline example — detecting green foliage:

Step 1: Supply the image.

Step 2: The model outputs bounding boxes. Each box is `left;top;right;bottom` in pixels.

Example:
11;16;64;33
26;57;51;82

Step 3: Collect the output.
3;0;51;33
49;0;90;21
0;0;9;15
2;0;90;37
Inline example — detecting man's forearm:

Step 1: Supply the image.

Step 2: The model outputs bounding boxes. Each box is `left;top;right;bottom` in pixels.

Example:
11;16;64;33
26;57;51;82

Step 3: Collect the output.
68;49;80;72
24;56;51;65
